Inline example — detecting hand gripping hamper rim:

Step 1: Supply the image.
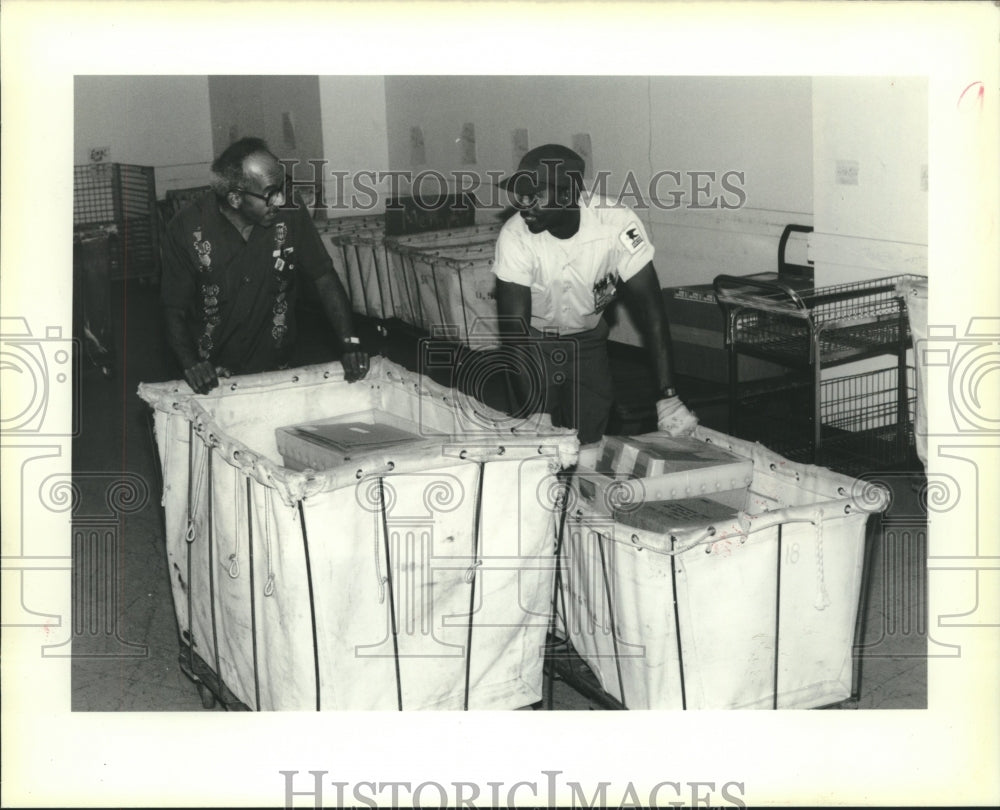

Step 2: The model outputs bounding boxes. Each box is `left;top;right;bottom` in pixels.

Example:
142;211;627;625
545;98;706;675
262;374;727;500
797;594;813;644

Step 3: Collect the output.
137;355;580;506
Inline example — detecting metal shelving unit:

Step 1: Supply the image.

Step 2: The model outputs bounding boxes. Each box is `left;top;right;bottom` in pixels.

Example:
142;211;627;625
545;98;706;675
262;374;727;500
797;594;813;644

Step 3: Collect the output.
74;163;160;283
714;273;924;472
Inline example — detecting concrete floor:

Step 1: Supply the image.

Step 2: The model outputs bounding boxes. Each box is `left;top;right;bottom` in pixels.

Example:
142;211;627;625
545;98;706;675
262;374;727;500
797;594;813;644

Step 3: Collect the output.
70;281;927;711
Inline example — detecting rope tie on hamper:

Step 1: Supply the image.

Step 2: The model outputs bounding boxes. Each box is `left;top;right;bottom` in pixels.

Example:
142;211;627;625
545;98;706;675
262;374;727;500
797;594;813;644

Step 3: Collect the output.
773;523;783;710
159;413;173;505
183;433;213;550
373;524;387;604
670;526;717;556
465;559;483;584
263;493;276;597
206;447;222;702
185;422;196;673
372;474;395;601
246;476;262;711
464;462;487;711
378;476;403;711
596;531;627;708
813;508;831;610
545;473;572;711
228;466;241;580
185;440;210;545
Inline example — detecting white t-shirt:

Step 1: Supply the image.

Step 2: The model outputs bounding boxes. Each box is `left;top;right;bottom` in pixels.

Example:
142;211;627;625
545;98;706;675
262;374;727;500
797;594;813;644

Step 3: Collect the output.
492;193;655;334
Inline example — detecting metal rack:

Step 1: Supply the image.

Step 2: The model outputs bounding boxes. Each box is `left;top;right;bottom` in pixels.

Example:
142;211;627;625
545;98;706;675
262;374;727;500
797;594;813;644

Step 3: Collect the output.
73;163;160;283
714;273;923;472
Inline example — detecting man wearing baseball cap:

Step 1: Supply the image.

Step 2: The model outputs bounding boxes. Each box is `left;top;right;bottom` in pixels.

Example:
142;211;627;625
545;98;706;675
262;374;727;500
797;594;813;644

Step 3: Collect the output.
492;143;696;444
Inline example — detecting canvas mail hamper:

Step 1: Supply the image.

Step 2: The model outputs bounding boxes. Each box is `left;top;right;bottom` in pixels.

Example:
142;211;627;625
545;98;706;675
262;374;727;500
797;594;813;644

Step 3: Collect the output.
139;357;578;710
559;428;889;710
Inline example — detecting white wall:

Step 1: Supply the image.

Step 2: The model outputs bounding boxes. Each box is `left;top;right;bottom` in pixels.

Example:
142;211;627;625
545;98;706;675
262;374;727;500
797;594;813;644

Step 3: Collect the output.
809;77;928;383
318;76;391;215
74;76;213;197
208;75;325;183
810;77;928;286
383;75;814;344
73;75;392;210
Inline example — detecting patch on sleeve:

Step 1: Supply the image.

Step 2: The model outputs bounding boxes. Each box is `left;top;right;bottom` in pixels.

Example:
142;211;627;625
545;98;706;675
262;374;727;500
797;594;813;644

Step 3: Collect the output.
618;222;646;254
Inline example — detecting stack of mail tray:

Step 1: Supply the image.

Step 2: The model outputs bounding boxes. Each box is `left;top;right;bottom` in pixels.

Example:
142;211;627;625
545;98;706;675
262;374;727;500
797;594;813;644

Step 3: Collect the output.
576;433;754;534
276;410;444;472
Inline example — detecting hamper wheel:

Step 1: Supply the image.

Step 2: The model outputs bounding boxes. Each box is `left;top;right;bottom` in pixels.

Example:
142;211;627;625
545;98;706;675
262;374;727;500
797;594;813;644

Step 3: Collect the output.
196;683;217;709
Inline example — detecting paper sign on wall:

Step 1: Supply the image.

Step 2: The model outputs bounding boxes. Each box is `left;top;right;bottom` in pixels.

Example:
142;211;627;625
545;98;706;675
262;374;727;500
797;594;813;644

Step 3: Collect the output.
460;122;477;165
410;126;426;165
512;128;530;166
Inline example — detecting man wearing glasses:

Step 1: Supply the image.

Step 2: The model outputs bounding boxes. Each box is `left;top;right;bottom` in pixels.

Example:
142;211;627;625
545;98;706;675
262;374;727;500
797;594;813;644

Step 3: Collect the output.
493;143;697;444
161;137;368;394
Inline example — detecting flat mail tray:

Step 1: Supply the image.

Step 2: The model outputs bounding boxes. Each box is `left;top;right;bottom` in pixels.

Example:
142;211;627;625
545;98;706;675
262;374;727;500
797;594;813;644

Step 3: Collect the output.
276;410;443;471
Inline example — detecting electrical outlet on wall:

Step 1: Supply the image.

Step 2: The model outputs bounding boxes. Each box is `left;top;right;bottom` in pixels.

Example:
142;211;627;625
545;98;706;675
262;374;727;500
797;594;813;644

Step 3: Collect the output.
835;159;859;185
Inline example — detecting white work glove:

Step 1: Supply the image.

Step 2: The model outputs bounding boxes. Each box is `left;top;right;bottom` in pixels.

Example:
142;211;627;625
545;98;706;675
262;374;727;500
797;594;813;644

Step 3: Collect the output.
656;396;698;436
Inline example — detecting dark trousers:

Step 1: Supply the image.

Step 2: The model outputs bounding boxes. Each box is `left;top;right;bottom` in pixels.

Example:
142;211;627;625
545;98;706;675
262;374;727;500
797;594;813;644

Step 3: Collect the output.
518;320;612;446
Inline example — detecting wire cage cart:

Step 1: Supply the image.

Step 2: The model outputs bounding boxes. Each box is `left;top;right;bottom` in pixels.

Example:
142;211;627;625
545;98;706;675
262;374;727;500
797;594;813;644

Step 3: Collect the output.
73;163;161;284
714;273;925;474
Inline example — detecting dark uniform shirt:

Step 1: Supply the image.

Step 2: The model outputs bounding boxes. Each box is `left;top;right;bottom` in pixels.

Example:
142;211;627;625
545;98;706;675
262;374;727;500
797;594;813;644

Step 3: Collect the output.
161;192;331;374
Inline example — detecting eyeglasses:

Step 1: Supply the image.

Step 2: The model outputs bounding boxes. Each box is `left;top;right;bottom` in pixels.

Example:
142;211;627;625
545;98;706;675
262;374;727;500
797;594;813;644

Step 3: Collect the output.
514;186;570;208
238;187;284;207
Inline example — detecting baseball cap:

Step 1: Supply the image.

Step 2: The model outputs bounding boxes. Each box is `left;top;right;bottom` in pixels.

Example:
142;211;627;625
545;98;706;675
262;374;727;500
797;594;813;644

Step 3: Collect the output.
497;144;585;196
